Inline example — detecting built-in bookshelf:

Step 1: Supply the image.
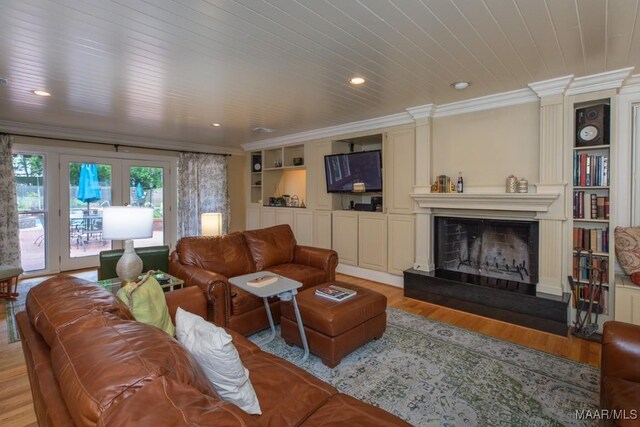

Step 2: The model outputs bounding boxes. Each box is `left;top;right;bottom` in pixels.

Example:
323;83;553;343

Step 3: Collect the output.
570;100;612;318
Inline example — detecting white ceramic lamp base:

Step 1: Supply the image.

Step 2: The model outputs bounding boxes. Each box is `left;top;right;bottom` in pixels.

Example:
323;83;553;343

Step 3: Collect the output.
116;239;143;284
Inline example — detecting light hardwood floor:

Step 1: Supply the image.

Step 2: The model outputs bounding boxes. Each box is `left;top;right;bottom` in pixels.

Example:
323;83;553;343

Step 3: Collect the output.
0;272;601;426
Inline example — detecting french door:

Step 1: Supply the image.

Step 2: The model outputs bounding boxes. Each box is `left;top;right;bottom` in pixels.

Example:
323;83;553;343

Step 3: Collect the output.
14;144;176;275
59;156;172;271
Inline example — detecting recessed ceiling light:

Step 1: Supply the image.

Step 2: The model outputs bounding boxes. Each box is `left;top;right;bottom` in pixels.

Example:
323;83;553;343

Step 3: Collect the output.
349;76;366;85
451;81;470;90
32;89;51;96
211;123;221;127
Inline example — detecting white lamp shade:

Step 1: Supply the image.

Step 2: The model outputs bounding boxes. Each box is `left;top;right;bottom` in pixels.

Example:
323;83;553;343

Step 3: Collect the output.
201;213;222;236
102;206;154;240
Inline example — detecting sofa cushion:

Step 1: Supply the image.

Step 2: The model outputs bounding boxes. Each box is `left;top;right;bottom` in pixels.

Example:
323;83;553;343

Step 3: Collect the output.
244;225;297;270
26;274;133;347
50;312;217;426
615;226;640;285
265;263;327;289
241;351;337;426
98;376;260;427
300;393;410;426
230;285;267;316
177;232;256;277
116;275;175;336
175;308;261;414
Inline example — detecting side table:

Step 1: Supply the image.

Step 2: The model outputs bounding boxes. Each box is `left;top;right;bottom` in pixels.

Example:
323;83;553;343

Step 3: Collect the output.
97;271;184;295
229;272;309;362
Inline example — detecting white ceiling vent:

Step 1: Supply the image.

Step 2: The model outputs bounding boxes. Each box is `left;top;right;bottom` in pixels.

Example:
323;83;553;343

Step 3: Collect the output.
252;127;276;134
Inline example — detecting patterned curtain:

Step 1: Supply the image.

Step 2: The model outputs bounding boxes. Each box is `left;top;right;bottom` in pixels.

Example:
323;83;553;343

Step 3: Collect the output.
177;153;229;238
0;134;21;266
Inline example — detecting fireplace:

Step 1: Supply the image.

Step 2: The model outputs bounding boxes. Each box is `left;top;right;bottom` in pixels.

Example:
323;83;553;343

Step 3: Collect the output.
434;217;539;288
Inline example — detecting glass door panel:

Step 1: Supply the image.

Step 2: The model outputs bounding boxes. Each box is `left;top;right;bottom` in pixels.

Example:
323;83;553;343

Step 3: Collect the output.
124;161;166;248
13;153;46;272
60;156;122;270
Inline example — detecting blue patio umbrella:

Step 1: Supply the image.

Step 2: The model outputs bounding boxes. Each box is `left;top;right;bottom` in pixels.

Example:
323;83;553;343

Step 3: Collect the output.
76;163;101;210
136;182;144;199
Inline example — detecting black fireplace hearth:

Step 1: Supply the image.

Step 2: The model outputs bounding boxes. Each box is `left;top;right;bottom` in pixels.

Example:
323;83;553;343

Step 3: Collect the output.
404;268;570;336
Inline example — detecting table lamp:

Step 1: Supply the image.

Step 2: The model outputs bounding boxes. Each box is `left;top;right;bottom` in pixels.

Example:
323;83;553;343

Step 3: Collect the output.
102;206;154;284
201;212;222;236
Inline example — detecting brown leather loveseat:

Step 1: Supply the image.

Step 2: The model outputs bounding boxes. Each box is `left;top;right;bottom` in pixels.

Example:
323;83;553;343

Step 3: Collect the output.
170;224;338;335
600;321;640;426
17;274;409;426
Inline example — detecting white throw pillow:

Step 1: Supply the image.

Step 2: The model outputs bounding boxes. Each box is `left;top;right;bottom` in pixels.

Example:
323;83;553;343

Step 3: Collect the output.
175;308;262;414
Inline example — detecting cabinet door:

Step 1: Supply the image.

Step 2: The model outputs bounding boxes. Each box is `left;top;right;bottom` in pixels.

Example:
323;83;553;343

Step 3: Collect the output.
615;285;640;325
387;214;415;275
314;211;332;249
293;210;313;246
384;128;416;214
358;213;387;271
246;207;261;230
308;139;334;210
261;207;276;228
275;208;294;228
332;211;358;265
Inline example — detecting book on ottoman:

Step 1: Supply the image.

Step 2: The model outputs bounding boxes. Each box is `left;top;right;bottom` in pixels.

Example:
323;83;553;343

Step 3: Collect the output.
315;285;357;301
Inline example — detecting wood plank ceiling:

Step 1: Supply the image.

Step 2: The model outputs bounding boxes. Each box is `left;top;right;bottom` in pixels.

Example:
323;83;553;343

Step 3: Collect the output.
0;0;639;151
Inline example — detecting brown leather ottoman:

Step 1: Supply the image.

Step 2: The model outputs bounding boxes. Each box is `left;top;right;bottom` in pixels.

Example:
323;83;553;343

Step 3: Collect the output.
280;281;387;367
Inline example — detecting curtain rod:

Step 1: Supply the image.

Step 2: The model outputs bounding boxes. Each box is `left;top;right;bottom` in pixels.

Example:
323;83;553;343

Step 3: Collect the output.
8;132;231;156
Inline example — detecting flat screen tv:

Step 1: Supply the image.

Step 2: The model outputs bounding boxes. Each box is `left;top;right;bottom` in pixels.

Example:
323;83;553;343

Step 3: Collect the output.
324;150;383;193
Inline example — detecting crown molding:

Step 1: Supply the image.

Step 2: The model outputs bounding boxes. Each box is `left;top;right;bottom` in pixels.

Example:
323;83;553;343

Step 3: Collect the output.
406;104;435;120
0;120;243;155
528;75;574;97
565;67;634;95
433;88;539;118
241;111;414;151
620;73;640;95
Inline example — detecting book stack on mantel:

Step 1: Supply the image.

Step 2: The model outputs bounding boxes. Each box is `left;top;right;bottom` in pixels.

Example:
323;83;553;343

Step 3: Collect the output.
315;285;357;302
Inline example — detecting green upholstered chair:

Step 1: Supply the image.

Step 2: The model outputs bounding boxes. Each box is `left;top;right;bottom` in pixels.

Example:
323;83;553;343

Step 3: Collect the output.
98;245;170;280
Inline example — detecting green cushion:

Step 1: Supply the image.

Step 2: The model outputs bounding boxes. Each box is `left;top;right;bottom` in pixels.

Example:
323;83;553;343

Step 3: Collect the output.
99;246;169;280
117;275;175;336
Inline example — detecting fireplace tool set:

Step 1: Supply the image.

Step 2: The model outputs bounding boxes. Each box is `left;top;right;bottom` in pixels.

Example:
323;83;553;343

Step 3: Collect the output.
568;249;607;342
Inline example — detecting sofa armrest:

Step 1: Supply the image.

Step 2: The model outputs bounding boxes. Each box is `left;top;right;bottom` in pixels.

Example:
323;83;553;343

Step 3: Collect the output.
602;321;640;386
294;245;339;282
169;260;230;327
165;286;208;324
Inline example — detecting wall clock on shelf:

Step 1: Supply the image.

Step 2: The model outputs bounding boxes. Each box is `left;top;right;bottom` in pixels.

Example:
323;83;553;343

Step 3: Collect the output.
252;154;262;172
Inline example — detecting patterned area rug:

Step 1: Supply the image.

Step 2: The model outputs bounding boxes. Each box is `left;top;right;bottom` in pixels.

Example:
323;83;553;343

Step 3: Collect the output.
250;308;599;427
5;272;97;343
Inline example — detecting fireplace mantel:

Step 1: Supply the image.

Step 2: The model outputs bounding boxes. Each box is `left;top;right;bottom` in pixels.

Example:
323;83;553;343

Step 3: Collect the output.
410;192;560;213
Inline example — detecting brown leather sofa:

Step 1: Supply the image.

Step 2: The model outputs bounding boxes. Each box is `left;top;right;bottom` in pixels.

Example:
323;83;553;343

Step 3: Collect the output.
17;274;409;427
169;224;338;336
601;321;640;426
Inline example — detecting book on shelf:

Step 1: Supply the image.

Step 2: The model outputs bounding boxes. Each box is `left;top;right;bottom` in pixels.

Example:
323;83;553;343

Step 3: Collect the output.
315;285;357;301
573;152;609;187
573;226;609;252
246;275;278;287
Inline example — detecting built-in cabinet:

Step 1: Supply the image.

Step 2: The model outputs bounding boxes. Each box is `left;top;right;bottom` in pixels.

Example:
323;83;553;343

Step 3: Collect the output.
384;128;416;214
331;211;359;266
358;213;388;271
614;276;640;325
245;125;417;281
567;91;616;324
313;211;332;249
